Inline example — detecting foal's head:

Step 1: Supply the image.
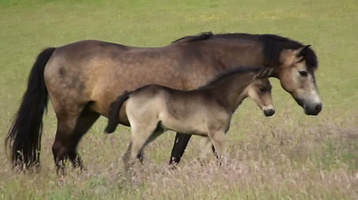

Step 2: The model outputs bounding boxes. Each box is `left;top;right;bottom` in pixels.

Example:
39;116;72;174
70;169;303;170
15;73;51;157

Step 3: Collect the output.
246;68;275;117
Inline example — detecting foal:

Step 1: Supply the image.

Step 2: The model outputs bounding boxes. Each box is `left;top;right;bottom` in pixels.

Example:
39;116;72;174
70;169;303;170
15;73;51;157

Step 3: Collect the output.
105;66;275;169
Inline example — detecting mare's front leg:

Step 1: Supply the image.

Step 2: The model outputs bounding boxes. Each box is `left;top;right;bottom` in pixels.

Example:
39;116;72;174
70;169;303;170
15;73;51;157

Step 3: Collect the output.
169;133;192;165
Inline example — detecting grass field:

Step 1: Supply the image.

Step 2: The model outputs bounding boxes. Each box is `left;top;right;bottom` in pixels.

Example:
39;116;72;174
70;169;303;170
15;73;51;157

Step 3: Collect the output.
0;0;357;199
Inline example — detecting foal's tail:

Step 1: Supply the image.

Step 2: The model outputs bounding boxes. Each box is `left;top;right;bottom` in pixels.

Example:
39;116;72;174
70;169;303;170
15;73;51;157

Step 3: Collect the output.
5;47;56;169
105;90;132;134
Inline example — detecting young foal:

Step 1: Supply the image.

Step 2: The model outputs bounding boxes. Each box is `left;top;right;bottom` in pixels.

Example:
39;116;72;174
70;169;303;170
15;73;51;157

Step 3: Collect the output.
105;66;274;169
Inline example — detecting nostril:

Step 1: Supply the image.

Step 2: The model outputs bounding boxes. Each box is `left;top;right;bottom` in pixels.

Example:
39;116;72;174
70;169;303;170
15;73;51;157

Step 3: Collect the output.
264;109;275;116
270;109;275;115
315;104;322;112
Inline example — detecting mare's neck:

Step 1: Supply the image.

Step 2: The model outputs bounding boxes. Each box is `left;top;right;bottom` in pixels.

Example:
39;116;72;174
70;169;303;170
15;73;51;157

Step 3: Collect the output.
206;39;266;70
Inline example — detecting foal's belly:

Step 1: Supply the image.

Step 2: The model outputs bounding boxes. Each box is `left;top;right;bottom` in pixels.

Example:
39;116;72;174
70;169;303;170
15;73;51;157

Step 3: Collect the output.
159;113;208;136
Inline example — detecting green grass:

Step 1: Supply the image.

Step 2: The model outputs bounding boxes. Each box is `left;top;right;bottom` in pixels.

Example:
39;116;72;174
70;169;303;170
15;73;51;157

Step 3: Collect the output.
0;0;357;199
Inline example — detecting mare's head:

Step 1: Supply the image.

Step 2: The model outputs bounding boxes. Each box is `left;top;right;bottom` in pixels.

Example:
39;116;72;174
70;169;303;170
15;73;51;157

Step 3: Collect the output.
260;34;322;115
247;68;275;117
278;46;322;115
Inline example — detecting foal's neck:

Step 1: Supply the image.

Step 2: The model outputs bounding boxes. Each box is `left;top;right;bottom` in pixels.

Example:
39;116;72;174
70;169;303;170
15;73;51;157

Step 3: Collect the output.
205;73;254;112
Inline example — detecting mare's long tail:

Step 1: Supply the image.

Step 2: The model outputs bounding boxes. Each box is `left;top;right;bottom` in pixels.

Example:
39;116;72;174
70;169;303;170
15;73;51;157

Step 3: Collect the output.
5;47;56;169
105;90;132;133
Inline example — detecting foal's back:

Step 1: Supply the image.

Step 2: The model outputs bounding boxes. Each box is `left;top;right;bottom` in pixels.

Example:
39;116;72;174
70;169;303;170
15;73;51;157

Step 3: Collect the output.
126;84;230;135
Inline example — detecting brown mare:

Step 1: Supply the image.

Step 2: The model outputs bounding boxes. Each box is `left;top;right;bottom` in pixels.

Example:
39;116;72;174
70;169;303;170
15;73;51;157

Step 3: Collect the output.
105;66;274;169
6;32;322;172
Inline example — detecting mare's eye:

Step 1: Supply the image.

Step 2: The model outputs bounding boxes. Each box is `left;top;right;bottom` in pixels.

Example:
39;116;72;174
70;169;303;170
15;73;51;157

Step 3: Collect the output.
299;70;308;77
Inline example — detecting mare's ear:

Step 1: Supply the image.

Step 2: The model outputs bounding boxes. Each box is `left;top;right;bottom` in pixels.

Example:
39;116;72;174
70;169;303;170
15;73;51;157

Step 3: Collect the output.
296;45;311;57
256;68;274;78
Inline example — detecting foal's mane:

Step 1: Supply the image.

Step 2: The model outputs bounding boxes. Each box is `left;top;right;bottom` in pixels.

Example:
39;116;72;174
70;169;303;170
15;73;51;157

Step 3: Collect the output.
200;66;265;88
172;32;318;69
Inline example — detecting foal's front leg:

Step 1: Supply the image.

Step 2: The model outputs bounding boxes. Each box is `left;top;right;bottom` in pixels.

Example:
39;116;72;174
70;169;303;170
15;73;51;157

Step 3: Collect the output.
199;137;213;160
208;131;227;164
197;137;215;166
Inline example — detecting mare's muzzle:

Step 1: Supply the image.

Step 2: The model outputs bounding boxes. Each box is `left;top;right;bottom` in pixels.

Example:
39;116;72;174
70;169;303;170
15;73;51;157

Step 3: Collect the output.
304;102;322;115
294;96;322;116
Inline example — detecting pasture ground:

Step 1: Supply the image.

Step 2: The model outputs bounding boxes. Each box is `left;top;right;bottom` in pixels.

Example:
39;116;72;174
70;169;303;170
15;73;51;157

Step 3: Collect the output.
0;0;357;199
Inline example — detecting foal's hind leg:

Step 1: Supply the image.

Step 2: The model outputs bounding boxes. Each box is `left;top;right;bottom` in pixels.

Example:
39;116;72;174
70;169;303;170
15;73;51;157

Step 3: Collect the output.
124;132;151;170
126;127;164;165
145;127;164;146
123;123;160;170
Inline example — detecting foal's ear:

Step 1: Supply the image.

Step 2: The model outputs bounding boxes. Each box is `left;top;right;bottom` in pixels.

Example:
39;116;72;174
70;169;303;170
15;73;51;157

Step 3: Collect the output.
296;45;311;57
256;68;274;78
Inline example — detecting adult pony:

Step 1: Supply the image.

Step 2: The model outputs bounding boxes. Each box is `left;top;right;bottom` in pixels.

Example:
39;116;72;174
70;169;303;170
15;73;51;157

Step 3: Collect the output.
6;32;321;171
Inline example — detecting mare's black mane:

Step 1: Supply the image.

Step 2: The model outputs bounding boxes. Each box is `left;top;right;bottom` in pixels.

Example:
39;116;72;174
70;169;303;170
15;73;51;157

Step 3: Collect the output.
171;32;214;43
172;32;318;69
258;34;318;68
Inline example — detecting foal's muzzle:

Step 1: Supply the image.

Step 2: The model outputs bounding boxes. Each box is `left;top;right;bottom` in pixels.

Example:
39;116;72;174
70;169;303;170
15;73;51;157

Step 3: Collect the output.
263;108;275;117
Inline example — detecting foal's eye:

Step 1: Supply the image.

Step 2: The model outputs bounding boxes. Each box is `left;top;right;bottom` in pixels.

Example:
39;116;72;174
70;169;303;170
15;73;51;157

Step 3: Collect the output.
258;87;266;93
299;70;308;77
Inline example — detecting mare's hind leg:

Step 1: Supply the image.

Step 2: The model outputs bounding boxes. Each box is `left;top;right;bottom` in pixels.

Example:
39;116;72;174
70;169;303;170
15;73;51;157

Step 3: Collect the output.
67;109;100;169
52;104;99;174
52;111;81;174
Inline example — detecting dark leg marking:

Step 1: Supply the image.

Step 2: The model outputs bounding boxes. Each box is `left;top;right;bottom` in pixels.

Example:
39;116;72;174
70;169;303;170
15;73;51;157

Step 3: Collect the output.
169;133;192;165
